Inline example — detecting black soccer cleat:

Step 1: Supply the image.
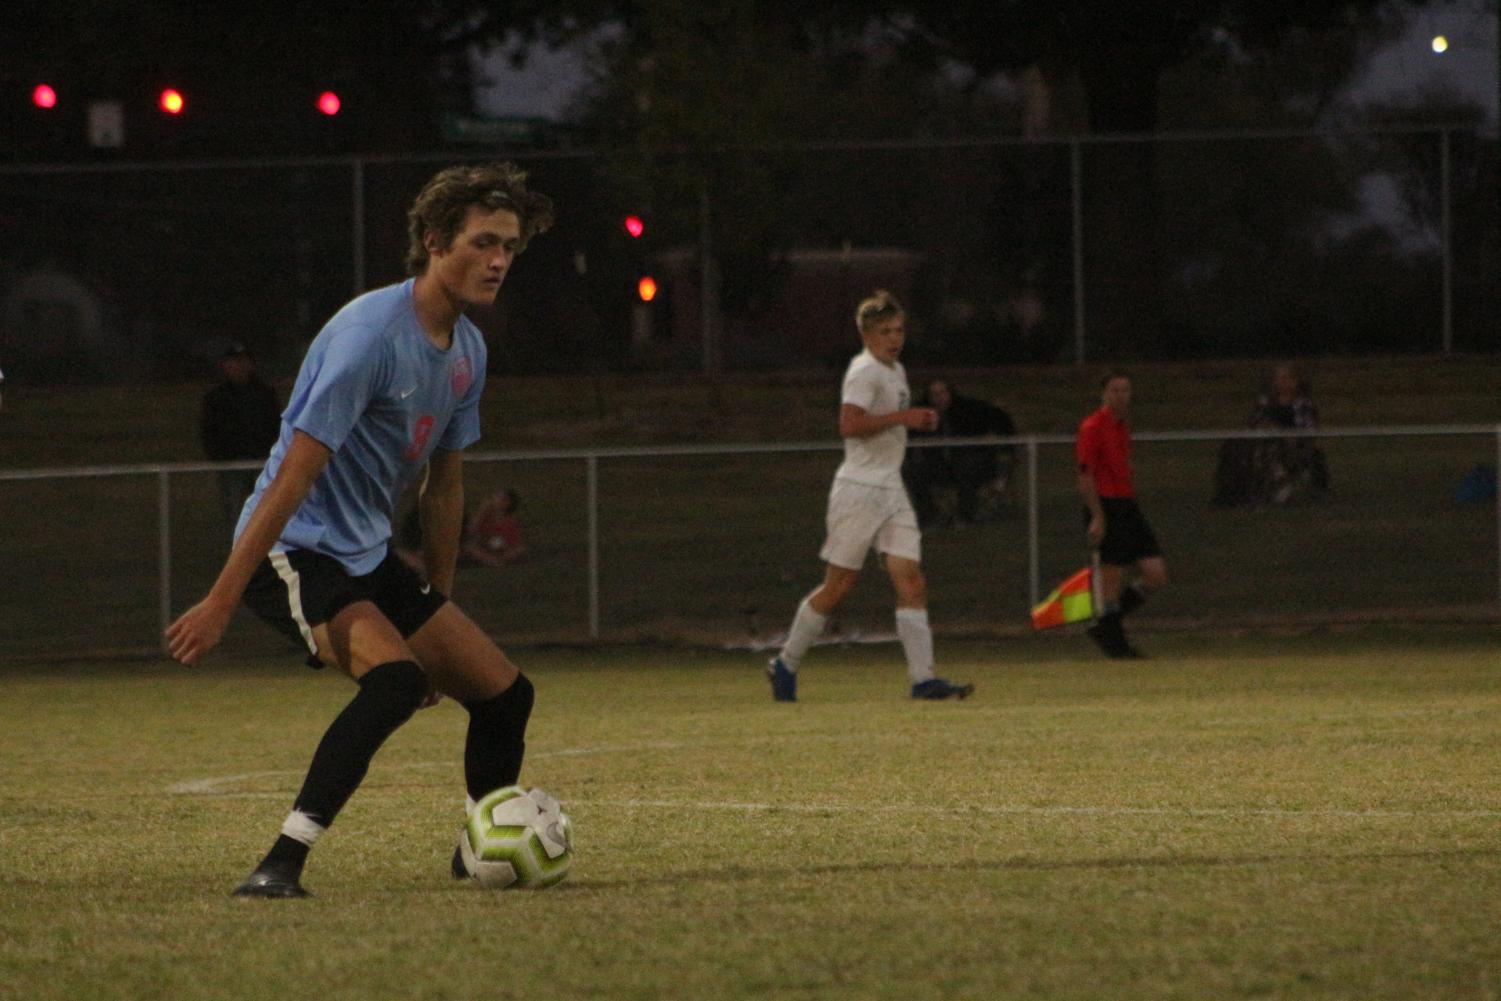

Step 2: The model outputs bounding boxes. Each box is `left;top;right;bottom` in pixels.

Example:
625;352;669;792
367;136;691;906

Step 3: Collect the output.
1085;617;1131;658
451;843;469;880
911;677;975;700
231;867;310;899
1087;622;1145;659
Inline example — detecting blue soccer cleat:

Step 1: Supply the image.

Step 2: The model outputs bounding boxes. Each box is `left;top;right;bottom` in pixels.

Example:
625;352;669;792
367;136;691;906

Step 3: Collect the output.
766;656;797;702
911;677;975;701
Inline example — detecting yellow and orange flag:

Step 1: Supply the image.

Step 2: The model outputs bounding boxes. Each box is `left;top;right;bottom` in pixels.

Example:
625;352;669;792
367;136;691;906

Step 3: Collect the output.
1030;566;1095;630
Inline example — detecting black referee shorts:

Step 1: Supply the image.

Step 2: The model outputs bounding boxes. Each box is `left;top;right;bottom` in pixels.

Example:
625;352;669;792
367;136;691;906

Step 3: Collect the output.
242;548;447;668
1085;497;1162;566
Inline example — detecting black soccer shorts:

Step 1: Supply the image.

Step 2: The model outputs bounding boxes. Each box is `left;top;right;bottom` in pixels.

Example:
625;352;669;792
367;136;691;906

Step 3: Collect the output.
1088;497;1163;566
242;548;447;668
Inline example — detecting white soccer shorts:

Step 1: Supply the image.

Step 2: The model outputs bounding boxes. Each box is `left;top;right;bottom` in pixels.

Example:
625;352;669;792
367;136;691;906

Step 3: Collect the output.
819;479;922;570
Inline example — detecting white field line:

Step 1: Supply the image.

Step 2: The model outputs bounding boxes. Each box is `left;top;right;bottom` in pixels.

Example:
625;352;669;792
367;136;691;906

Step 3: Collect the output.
166;755;1501;819
571;798;1501;820
164;741;693;795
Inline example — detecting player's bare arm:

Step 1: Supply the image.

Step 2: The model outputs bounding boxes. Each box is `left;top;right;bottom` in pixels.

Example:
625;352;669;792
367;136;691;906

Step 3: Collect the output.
838;404;938;437
419;447;466;596
165;430;333;666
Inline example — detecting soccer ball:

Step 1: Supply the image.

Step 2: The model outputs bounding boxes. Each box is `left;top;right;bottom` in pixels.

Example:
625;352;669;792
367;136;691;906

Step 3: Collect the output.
458;785;572;889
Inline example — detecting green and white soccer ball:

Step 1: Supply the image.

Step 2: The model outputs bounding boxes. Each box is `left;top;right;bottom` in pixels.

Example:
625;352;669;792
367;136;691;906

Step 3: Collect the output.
458;785;572;889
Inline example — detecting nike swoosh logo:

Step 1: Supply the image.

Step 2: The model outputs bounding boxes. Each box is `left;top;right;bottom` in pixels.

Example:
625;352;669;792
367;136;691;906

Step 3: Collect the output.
419;582;431;594
399;386;417;399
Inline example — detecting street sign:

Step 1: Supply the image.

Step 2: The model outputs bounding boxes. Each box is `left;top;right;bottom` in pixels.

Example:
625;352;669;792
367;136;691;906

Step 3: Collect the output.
88;101;124;148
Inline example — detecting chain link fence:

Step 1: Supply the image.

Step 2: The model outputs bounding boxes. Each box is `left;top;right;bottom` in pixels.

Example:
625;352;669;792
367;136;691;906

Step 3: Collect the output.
1;127;1495;385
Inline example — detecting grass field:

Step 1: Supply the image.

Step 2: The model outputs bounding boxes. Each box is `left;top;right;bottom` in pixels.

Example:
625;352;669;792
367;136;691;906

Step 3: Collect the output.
3;629;1499;1000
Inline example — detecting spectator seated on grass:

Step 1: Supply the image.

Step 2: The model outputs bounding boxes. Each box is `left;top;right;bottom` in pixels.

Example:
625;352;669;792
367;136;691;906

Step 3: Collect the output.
395;488;527;575
903;377;1018;528
1213;362;1329;508
462;488;526;568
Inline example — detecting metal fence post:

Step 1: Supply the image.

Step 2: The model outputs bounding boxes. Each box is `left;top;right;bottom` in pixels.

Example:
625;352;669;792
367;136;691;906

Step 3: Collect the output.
700;183;720;375
158;469;172;654
587;453;600;639
1070;139;1086;366
351;157;366;296
1027;437;1040;607
1440;127;1453;354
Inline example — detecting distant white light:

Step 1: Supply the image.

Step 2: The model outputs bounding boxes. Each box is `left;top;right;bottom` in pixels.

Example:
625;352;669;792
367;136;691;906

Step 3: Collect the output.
1431;35;1449;53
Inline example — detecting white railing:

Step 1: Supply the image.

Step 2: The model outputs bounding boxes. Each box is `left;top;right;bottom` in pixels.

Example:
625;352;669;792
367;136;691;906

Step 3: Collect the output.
3;423;1498;656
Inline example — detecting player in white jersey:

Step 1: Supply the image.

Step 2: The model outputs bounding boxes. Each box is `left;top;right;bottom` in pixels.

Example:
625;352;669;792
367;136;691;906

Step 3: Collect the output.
767;290;975;702
165;163;554;897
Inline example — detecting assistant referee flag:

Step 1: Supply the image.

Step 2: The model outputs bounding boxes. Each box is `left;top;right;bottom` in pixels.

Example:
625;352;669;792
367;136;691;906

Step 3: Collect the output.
1030;566;1095;630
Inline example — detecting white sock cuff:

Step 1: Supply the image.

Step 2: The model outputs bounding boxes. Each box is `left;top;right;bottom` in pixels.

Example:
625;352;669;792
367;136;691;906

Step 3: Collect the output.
780;596;830;670
895;607;935;684
281;809;327;847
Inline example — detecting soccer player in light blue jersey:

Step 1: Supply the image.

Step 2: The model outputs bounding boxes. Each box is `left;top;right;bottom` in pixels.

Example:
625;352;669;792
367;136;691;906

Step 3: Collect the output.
166;163;554;898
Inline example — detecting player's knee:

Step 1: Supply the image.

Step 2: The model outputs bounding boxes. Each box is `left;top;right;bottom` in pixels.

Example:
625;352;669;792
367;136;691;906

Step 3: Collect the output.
357;659;429;723
816;573;858;610
466;670;532;716
894;570;927;605
503;672;535;722
1140;563;1168;590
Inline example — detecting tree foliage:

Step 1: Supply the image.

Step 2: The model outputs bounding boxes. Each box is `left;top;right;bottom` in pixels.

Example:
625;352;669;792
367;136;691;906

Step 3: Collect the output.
504;1;1437;360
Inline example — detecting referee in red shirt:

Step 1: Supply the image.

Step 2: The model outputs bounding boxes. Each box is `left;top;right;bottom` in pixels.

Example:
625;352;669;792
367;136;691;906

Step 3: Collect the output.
1076;371;1169;657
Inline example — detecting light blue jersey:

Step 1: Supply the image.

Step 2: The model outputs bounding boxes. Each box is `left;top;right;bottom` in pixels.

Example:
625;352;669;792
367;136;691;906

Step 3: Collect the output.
236;279;486;574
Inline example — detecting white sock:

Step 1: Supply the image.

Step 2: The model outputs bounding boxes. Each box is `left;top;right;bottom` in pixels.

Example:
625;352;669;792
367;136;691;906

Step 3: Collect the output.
896;607;935;685
779;596;828;671
280;809;327;847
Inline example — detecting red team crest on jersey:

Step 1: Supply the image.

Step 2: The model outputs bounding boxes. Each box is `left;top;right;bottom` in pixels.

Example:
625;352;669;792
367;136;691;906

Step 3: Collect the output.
451;356;474;398
403;415;436;461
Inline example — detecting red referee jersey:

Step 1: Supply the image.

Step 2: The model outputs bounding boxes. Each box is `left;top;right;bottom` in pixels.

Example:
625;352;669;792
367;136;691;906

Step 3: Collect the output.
1076;405;1134;498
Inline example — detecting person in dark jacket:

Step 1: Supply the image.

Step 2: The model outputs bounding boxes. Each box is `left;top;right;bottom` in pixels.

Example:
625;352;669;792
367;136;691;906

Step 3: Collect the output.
903;378;1017;527
1212;362;1329;507
199;341;282;531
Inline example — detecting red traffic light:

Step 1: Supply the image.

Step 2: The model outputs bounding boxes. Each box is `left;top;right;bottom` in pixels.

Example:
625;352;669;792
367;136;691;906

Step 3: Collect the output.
624;215;645;238
317;91;341;116
637;276;658;302
32;84;58;109
159;88;185;114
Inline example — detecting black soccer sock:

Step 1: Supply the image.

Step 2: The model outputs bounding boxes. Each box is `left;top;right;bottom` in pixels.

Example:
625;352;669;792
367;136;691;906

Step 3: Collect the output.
463;673;535;800
286;659;428;837
258;834;311;876
1119;584;1147;618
